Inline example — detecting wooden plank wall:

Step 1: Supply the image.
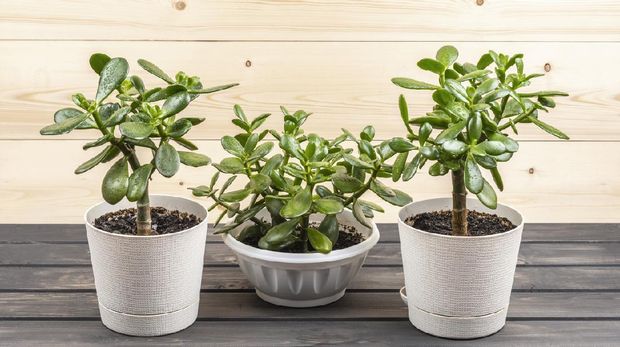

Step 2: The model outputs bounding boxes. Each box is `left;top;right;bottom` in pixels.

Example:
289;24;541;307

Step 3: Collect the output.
0;0;618;223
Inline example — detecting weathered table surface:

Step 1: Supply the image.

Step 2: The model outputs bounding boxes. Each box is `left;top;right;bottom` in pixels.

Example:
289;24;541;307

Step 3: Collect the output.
1;223;619;346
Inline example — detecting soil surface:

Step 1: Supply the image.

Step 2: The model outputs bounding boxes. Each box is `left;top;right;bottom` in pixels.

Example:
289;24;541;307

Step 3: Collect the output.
242;222;365;253
94;207;202;235
405;210;515;236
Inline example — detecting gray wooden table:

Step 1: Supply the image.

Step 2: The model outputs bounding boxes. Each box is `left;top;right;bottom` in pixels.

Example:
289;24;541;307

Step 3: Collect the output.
1;224;619;346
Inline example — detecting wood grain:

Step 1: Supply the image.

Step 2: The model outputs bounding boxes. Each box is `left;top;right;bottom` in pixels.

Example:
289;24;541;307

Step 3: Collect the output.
1;321;619;346
1;41;618;140
2;266;619;291
1;140;618;223
1;1;619;41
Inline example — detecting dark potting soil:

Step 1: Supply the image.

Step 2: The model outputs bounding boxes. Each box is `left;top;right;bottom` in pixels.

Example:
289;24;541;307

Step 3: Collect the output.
405;210;515;236
242;223;365;253
93;207;202;235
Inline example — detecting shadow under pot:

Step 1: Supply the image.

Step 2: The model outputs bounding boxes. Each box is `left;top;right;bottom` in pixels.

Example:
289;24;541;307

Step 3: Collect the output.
222;209;380;308
84;195;208;336
398;198;523;339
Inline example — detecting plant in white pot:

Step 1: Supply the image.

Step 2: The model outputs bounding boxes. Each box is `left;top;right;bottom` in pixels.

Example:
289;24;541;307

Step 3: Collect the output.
391;46;568;339
191;105;412;307
40;53;237;336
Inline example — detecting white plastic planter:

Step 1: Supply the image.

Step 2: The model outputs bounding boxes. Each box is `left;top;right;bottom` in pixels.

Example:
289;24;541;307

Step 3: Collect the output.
398;198;523;339
223;210;379;307
84;195;208;336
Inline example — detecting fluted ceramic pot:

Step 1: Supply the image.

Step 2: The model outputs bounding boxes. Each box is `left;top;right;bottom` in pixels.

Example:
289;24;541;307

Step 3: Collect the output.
398;198;523;339
223;209;379;307
84;195;208;336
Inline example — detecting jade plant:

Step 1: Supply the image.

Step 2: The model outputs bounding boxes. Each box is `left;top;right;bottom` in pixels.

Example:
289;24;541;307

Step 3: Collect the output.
40;53;238;235
391;45;568;236
191;105;412;253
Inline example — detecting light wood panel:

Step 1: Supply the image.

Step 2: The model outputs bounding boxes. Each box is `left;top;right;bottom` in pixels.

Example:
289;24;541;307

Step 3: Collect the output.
1;1;619;41
1;140;618;223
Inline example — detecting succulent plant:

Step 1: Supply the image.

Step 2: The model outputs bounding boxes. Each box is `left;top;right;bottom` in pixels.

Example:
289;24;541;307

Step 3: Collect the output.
191;105;412;253
391;45;568;235
40;53;238;235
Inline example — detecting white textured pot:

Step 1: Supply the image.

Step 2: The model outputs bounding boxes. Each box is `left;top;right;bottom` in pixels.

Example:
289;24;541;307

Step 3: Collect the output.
398;198;523;339
84;195;208;336
223;210;379;307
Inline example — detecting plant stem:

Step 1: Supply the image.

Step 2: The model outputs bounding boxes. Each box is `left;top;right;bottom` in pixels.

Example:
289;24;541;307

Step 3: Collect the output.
301;215;309;253
451;169;468;236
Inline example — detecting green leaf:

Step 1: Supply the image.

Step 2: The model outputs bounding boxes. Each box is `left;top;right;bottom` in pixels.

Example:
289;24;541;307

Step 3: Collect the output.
308;227;333;254
101;158;129;204
467;114;482;143
221;135;245;157
75;145;114;174
130;75;145;95
119;122;154;140
318;214;339;244
280;187;312;218
391;77;439;90
429;162;448;176
188;83;239;94
435;120;466;144
488;133;519;152
475;78;499;96
41;112;90;135
457;70;490;82
389;137;416;153
220;188;251;203
190;185;212;197
370;178;395;198
126;164;153;202
83;135;111;150
352;200;371;228
518;91;569;97
161;91;191;119
418;123;432;146
476;141;506;155
420;145;439;160
261;218;300;244
402;153;422;181
417;58;445;74
445;80;469;103
248;142;274;162
476;179;498;209
475;155;497;169
249;174;271;193
436;45;458;67
490;167;504;191
179;151;211;167
392;152;408;182
398;94;410;125
477;53;494;69
104;106;131;127
314;199;344;215
214;157;245;174
53;108;92;129
181;117;205;126
332;173;364;193
137;59;175;84
528;116;570;140
146;84;186;102
442;139;468;156
167;119;192;138
343;154;374;169
173;137;198;151
374;188;412;207
465;156;484;194
260;154;284;175
432;89;455;106
89;53;111;75
279;134;304;160
155;142;180;177
95;58;129;103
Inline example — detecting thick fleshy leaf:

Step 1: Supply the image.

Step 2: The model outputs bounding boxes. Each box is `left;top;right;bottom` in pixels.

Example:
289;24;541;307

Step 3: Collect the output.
370;178;395;198
402;153;422;181
249;174;271;193
173;137;198;151
53;108;94;129
75;145;114;174
119;122;154;140
418;123;432;146
214;157;245;174
308;227;333;254
89;53;111;75
491;167;504;191
457;70;490;82
442;139;468;156
417;58;445;74
332;173;364;193
220;188;251;203
475;78;499;96
155;142;180;177
434;120;466;144
389;138;416;153
40;112;90;135
179;151;211;167
465;156;484;194
314;198;344;215
95;58;129;102
83;134;112;150
260;154;284;175
476;141;506;156
104;106;131;127
488;133;519;153
137;59;175;83
248;142;274;162
146;84;186;102
261;218;299;245
477;53;494;69
343;154;374;169
392;152;408;182
130;75;145;95
352;200;372;228
318;214;339;244
467;114;482;143
476;179;498;209
167;119;192;138
528;116;570;140
161;91;191;119
221;135;245;157
188;83;239;94
391;77;439;90
398;94;410;124
280;187;312;218
445;80;469;103
101;158;129;204
377;188;412;206
436;45;458;67
126;164;153;202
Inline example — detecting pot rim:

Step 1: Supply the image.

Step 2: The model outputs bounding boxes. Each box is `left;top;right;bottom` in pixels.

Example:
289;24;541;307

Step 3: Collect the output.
84;194;208;240
398;197;524;240
223;210;380;264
